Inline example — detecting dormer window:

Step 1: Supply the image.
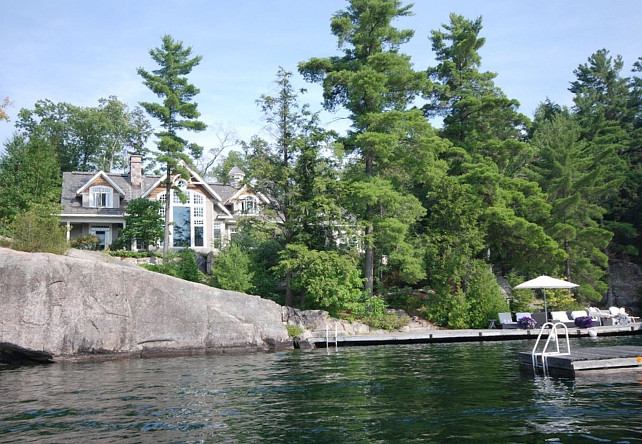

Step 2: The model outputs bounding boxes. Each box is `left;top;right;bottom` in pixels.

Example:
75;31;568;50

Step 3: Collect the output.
240;196;258;215
90;186;113;208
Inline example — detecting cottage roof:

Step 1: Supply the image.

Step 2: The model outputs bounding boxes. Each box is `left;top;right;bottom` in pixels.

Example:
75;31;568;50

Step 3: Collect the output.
61;171;160;215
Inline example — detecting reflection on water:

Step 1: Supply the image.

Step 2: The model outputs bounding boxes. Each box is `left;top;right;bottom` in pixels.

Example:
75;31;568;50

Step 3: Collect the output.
1;336;641;442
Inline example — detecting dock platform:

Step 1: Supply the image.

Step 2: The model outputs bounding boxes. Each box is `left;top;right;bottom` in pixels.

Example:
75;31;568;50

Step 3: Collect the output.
307;322;642;348
518;345;642;376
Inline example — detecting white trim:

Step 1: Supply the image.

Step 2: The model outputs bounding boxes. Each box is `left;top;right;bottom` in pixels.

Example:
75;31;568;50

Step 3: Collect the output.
140;162;223;201
75;171;126;196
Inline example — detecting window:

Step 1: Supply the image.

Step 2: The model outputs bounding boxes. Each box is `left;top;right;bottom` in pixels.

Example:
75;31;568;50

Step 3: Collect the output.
240;196;257;215
213;222;223;248
158;190;205;248
90;186;113;208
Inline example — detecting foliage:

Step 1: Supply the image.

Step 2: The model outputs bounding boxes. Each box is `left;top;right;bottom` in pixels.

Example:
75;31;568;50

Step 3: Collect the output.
275;243;365;317
244;68;342;305
70;234;100;250
177;248;200;282
0;135;61;224
15;97;151;173
300;0;435;294
210;243;255;293
117;199;164;250
423;260;508;329
545;289;579;311
138;34;207;256
107;250;160;258
9;203;68;255
286;324;304;338
517;316;537;330
141;262;179;278
358;310;410;331
140;250;200;282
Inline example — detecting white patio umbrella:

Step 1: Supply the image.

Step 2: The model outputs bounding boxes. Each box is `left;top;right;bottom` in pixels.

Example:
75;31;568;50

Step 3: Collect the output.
514;276;579;322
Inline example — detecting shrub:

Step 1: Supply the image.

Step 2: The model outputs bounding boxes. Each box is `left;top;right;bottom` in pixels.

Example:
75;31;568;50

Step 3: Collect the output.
10;204;68;255
574;316;594;328
177;248;199;282
211;243;255;293
71;234;100;250
286;325;304;338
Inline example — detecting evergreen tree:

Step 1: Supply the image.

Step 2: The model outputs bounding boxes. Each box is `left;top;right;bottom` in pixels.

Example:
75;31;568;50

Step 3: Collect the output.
423;14;562;280
244;68;342;306
211;243;255;293
137;35;207;256
530;109;614;302
300;0;442;293
425;13;531;166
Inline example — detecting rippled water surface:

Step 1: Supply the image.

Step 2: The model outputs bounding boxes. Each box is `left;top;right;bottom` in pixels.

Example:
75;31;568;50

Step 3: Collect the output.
1;336;641;443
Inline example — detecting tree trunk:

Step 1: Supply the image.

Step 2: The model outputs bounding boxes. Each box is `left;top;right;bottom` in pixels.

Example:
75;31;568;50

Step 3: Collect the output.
364;224;374;296
564;238;571;281
285;270;293;307
162;168;171;258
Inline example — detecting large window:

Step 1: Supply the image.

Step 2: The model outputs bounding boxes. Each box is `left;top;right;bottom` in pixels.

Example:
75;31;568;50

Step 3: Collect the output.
90;186;113;208
158;190;205;248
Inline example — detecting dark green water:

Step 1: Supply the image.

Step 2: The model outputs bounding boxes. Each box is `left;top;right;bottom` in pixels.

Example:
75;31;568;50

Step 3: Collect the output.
1;336;641;443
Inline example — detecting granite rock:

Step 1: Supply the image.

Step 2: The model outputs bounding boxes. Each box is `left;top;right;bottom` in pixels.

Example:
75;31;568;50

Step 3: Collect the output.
0;248;291;361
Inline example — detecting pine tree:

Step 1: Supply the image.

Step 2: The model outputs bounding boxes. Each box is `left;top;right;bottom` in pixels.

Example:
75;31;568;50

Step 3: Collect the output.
300;0;440;293
137;35;207;256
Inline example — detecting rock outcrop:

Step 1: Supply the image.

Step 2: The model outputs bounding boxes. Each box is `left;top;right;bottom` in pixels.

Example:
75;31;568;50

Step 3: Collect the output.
608;260;642;309
0;248;291;362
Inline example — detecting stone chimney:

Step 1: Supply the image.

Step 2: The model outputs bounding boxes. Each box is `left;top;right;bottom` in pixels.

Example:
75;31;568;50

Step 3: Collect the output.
130;154;143;187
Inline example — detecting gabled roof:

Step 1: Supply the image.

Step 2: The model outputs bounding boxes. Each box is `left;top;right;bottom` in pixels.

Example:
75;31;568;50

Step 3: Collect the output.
228;165;245;177
226;184;270;205
75;171;126;196
140;162;223;201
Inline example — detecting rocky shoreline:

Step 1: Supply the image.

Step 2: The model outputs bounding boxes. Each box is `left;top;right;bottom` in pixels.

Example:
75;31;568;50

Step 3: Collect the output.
0;247;291;364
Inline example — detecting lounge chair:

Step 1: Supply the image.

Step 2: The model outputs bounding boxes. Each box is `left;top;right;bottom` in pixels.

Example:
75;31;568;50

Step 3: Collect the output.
551;311;575;327
570;310;588;320
498;312;517;329
586;307;604;326
516;312;532;322
611;307;640;324
531;312;547;326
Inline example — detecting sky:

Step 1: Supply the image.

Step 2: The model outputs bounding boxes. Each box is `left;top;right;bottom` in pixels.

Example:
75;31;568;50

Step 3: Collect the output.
2;0;641;156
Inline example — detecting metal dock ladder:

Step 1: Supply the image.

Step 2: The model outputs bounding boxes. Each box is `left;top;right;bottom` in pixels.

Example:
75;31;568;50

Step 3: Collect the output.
325;323;338;351
531;322;571;374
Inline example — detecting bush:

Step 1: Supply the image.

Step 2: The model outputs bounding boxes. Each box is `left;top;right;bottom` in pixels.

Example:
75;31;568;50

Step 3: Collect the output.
211;243;255;293
10;204;68;255
286;325;304;338
108;250;160;259
71;234;100;250
177;248;199;282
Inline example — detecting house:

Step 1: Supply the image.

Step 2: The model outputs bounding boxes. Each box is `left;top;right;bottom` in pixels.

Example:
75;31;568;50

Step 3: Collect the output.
59;155;269;252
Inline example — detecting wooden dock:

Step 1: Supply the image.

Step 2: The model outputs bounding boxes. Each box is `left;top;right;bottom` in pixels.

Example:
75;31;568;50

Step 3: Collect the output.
518;345;642;376
306;322;642;348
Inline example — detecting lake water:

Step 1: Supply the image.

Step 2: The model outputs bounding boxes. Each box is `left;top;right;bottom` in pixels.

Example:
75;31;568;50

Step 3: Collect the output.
1;335;641;443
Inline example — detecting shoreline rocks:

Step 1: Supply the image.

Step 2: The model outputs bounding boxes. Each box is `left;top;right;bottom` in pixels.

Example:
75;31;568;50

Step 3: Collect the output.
0;248;291;363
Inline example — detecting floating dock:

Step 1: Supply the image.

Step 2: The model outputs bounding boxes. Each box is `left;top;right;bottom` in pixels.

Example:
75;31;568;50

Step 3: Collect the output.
518;345;642;376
